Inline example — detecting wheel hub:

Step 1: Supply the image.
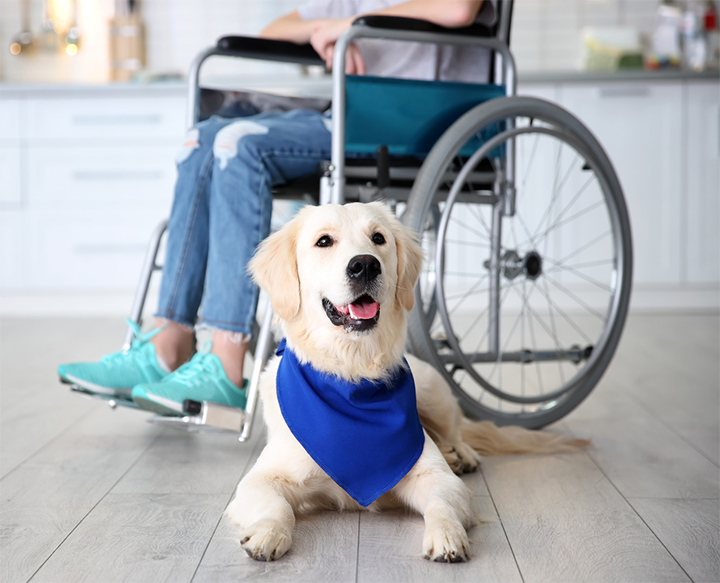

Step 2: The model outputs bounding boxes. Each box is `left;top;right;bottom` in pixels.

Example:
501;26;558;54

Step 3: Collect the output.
484;250;543;281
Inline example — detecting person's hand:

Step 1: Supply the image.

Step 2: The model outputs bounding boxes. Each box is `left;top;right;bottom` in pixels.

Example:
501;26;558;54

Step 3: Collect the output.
310;18;366;75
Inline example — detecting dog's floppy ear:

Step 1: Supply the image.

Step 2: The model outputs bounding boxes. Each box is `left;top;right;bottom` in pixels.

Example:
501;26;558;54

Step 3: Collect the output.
392;219;424;312
248;217;302;321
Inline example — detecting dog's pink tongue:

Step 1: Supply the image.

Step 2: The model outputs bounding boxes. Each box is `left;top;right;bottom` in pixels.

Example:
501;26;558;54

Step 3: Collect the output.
349;300;379;320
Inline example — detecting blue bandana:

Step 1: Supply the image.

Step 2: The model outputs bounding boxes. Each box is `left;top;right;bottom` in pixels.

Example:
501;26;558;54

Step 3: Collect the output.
275;339;425;507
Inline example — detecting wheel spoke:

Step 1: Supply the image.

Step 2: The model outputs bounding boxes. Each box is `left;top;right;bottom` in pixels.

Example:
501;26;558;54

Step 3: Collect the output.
449;215;492;242
555;229;612;265
544;274;607;320
542;276;566;386
522;173;597;249
543;257;613;292
533;280;594;344
531;154;581;250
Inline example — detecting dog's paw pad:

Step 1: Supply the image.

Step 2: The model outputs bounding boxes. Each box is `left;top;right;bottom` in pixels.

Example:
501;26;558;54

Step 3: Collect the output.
239;519;291;562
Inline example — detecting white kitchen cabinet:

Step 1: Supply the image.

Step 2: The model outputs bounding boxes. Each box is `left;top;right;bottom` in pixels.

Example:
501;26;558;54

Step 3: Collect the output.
0;85;186;296
25;95;185;143
686;81;720;284
559;82;684;287
0;147;22;205
0;97;23;206
26;208;169;289
26;146;177;210
0;97;22;142
0;210;28;289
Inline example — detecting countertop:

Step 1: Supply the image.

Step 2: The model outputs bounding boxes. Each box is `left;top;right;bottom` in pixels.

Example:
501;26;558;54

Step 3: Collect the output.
0;68;717;96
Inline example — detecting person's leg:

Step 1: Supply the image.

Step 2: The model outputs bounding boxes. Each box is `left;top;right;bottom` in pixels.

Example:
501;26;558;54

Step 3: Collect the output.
56;116;237;393
151;116;238;370
200;109;332;382
132;110;332;414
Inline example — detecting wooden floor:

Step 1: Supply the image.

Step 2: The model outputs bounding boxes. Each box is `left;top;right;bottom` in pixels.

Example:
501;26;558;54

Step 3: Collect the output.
1;314;718;583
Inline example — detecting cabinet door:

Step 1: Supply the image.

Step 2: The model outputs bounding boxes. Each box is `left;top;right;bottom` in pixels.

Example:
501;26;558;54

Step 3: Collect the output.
25;95;185;142
560;83;683;286
0;147;22;205
0;210;28;289
25;208;168;289
686;81;720;284
0;97;21;143
26;145;177;209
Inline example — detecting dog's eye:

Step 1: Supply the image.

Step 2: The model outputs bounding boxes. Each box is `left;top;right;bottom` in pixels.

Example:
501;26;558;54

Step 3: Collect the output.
316;235;333;248
372;232;386;245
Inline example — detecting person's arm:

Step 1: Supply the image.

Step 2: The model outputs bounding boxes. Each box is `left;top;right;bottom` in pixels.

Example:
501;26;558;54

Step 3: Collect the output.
259;10;324;44
259;1;485;73
366;0;484;28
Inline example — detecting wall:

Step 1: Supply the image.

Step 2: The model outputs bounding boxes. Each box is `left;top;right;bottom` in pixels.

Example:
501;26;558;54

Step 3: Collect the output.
2;0;716;83
0;0;298;83
512;0;657;71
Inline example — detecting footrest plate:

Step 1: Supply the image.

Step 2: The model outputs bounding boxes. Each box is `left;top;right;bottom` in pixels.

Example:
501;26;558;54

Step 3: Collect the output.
147;400;246;434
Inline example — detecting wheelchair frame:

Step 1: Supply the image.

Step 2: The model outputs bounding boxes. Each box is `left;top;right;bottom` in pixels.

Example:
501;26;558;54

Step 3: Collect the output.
111;8;519;440
84;1;631;439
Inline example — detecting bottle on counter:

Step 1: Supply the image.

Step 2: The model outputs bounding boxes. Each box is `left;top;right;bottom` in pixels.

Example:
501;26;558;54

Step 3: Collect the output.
681;0;707;71
704;1;720;68
649;0;683;68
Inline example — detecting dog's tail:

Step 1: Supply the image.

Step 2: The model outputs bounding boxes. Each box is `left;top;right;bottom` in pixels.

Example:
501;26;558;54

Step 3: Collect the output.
460;419;590;456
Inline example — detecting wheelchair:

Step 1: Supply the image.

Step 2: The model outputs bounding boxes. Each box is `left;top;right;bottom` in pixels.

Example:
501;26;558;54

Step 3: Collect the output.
71;1;633;439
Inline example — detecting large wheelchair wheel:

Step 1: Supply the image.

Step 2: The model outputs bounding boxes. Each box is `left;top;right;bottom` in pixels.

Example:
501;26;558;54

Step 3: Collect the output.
404;96;633;428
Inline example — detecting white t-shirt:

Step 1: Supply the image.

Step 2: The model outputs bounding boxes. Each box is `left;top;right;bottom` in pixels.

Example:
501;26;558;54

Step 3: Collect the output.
298;0;497;82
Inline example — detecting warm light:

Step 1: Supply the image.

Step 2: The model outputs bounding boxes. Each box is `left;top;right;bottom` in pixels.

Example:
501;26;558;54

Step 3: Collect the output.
66;43;78;56
10;43;21;55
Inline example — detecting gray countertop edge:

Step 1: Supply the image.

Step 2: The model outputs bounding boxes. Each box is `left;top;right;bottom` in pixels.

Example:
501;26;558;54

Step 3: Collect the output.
518;68;719;84
0;69;717;95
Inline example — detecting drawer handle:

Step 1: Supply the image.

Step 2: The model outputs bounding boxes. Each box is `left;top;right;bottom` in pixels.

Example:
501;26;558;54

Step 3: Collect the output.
72;115;162;125
73;170;164;181
599;87;650;98
75;244;147;254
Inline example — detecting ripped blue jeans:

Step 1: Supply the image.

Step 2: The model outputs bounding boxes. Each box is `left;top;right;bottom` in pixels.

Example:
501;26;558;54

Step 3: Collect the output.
156;109;332;336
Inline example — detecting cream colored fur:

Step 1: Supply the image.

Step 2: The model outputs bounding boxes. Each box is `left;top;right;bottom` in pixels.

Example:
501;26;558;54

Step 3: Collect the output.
226;202;586;563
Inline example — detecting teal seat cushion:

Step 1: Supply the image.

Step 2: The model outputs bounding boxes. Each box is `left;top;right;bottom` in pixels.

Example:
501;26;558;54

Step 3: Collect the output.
344;75;506;158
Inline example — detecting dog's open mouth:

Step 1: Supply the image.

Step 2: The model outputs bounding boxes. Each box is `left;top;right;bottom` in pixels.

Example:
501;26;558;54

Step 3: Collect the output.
323;294;380;332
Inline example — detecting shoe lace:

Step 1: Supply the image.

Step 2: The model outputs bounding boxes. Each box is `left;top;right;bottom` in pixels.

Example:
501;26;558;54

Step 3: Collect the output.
100;319;165;367
167;341;217;386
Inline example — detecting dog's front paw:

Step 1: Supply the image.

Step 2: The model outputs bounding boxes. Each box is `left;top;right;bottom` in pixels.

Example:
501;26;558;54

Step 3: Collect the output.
454;442;481;473
440;443;481;475
422;520;469;563
239;519;292;561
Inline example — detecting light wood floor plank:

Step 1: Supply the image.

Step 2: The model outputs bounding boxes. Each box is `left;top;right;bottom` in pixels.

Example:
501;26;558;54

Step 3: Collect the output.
563;386;719;499
1;315;718;583
0;407;160;583
0;317;128;478
356;496;522;583
482;453;691;582
194;510;360;583
30;493;229;583
629;498;720;583
0;391;99;478
193;431;360;583
112;424;264;495
602;316;720;465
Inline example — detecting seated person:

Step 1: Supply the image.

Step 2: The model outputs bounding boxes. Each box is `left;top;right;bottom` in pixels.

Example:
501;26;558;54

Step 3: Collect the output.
57;0;496;415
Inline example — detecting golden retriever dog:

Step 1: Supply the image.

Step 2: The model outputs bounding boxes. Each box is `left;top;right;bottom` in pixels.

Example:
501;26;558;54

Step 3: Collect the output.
226;202;586;563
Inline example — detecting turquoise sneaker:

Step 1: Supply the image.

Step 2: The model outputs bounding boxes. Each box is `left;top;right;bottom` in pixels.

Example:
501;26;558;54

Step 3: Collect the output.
58;319;168;398
132;342;247;415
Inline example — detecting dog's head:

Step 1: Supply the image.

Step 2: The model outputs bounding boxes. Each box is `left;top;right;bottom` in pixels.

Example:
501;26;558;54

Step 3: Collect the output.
249;202;423;379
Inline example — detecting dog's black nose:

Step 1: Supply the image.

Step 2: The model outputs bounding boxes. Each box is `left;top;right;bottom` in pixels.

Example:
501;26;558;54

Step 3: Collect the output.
347;254;381;283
